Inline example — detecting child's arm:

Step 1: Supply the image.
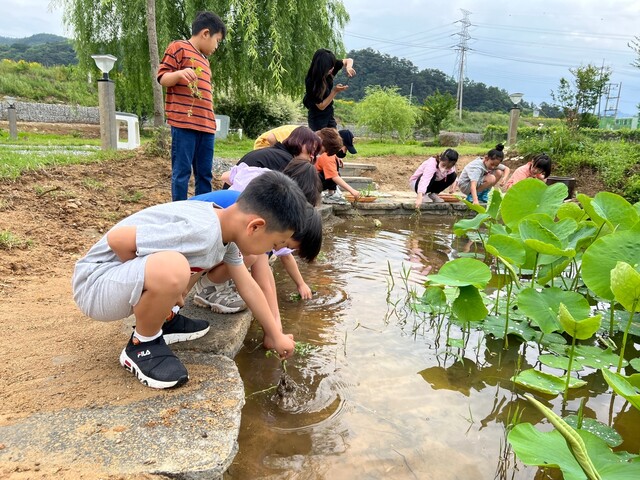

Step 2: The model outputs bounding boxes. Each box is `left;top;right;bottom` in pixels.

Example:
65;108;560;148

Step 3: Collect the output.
448;180;458;194
229;263;295;358
498;166;511;187
415;192;425;209
250;255;282;331
107;226;137;261
159;69;198;88
470;181;479;204
280;254;312;299
331;175;360;198
315;85;348;111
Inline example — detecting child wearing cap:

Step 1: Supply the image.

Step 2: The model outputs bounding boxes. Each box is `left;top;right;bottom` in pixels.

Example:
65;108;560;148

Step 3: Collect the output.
315;129;361;204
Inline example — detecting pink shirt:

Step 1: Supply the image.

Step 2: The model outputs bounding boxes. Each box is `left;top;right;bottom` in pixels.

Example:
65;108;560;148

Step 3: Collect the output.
409;157;456;194
505;162;545;190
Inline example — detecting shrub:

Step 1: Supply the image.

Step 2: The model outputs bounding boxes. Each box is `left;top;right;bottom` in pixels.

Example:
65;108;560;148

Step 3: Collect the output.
355;85;416;141
216;94;298;138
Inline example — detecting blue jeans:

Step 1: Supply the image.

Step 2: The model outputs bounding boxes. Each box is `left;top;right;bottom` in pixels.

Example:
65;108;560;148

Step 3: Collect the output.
170;126;215;201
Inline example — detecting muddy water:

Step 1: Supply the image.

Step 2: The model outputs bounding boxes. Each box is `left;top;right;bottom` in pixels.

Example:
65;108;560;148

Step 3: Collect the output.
224;217;639;480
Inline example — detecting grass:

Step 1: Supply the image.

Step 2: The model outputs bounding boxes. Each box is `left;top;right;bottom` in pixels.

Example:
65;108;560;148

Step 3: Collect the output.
353;138;491;158
0;230;32;250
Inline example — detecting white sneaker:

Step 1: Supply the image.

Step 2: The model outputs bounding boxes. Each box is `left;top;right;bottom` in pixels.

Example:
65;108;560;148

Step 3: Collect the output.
193;279;247;313
428;192;444;203
322;192;347;205
422;195;433;203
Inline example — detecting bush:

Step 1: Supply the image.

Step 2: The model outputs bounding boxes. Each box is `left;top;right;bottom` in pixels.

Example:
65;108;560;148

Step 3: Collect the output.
355;86;416;141
216;94;299;138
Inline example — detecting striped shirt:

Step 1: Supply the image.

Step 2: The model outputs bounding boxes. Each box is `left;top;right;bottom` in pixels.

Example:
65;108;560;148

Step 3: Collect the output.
157;40;216;134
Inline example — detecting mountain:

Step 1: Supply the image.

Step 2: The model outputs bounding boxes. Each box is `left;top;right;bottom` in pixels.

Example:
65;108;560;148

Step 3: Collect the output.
0;33;68;46
0;33;77;66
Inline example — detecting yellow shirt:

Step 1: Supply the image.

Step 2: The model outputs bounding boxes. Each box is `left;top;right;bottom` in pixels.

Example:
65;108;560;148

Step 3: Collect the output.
253;125;300;150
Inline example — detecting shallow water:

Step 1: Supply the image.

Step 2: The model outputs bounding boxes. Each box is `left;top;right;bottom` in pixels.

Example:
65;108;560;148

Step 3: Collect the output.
224;217;640;480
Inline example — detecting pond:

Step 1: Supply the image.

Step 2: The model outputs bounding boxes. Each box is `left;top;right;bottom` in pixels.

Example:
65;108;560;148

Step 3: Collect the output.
224;216;640;480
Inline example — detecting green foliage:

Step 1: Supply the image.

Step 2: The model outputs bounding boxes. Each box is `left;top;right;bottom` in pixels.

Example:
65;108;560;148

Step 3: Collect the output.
355;86;416;141
333;99;357;125
216;94;298;138
62;0;349;118
552;64;611;129
0;59;96;105
419;90;456;138
0;36;77;66
0;230;33;250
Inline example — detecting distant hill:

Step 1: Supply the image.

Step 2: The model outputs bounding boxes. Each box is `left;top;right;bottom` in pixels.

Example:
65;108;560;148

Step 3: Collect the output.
0;33;77;66
0;33;68;46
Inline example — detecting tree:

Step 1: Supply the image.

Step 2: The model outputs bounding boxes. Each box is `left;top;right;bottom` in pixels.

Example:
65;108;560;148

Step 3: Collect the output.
419;90;456;138
551;64;611;129
355;86;416;141
61;0;349;119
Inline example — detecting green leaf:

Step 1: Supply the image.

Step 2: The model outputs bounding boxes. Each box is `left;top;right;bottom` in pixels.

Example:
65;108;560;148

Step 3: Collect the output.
517;287;590;334
486;234;526;267
519;217;576;257
420;286;447;310
578;193;606;228
426;258;492;288
610;262;640;313
591;192;639;231
452;285;488;322
564;415;623;448
453;213;490;236
481;315;542;341
539;354;584;371
557;202;586;222
512;369;587;395
485;188;502;219
582;230;640;300
601;369;640;411
558;303;602;340
573;346;624;370
501;178;567;229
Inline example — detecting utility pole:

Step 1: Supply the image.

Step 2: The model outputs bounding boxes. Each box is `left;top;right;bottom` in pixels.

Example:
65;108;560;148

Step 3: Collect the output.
454;9;471;120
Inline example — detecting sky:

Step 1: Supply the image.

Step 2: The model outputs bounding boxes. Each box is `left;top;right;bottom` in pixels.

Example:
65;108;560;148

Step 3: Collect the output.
1;0;638;115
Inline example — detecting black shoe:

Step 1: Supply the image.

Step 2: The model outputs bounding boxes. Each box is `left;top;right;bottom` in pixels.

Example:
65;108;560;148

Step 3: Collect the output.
162;313;210;345
119;334;189;389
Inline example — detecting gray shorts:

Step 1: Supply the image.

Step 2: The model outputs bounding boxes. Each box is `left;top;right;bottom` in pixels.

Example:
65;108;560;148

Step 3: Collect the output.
72;256;149;321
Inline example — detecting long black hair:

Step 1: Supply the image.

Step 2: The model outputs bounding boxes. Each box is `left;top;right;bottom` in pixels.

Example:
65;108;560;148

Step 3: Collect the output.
531;153;552;178
305;49;337;101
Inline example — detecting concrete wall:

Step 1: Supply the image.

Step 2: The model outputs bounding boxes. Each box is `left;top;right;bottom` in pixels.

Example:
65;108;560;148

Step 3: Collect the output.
0;100;99;124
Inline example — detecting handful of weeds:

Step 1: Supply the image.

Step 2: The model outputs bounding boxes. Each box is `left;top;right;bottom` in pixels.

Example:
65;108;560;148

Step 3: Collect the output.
187;58;204;117
266;342;316;401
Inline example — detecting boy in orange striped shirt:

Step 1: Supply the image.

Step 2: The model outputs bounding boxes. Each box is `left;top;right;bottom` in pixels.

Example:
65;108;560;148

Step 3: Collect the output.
157;11;226;201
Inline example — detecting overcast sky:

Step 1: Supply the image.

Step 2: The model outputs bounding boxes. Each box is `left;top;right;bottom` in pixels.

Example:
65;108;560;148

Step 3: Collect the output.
1;0;638;115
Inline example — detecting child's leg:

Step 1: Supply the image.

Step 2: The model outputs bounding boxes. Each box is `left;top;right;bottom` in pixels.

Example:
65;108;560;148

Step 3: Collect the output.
477;173;497;192
132;251;191;336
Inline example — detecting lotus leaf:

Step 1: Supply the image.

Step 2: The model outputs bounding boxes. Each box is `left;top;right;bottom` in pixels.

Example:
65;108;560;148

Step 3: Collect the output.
582;230;640;300
426;258;491;288
591;192;639;231
501;178;567;229
486;234;526;267
601;369;640;411
452;285;488;322
610;262;640;313
512;369;586;394
517;287;590;334
558;303;602;340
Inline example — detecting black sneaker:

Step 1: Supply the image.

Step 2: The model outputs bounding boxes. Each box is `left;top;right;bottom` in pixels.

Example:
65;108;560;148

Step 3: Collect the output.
162;313;210;345
119;334;189;389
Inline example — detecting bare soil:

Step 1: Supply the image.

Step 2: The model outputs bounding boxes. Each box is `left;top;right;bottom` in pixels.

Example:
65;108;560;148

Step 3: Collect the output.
0;131;606;479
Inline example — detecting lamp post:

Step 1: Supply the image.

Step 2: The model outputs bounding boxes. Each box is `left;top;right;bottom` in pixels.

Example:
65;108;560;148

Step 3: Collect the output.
507;92;523;146
91;54;118;150
6;96;17;140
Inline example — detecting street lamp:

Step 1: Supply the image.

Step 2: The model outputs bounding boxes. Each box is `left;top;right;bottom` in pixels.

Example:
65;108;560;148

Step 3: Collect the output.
91;54;118;150
5;96;17;139
507;92;523;145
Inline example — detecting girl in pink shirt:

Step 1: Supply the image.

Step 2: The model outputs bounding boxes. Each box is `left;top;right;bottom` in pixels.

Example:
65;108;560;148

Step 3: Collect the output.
505;153;552;190
409;149;458;207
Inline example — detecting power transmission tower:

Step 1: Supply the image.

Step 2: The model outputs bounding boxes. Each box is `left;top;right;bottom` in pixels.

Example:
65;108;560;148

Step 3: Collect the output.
454;9;471;120
603;83;622;118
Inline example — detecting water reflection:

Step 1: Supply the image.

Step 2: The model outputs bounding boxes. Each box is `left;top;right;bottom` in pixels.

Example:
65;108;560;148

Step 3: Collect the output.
224;217;636;480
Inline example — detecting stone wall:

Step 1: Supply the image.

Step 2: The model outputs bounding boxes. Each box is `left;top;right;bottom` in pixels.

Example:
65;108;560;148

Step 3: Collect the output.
0;100;99;124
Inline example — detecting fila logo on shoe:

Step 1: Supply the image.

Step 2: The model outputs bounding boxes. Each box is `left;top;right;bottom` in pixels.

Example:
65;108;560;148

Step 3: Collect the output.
138;349;151;358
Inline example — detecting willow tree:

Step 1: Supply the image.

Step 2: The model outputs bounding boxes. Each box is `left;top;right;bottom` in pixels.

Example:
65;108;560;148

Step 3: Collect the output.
60;0;349;123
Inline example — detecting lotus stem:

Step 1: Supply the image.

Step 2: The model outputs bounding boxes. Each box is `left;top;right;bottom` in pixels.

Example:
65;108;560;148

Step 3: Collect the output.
616;299;639;373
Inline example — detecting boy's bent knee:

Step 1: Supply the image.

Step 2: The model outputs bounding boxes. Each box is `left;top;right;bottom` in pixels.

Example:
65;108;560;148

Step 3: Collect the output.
145;251;191;292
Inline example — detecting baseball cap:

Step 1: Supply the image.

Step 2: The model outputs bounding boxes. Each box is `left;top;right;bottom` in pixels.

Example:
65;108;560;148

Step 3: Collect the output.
338;129;357;154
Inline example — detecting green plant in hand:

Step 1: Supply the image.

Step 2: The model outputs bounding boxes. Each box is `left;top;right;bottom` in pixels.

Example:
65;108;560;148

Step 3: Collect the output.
187;58;204;117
